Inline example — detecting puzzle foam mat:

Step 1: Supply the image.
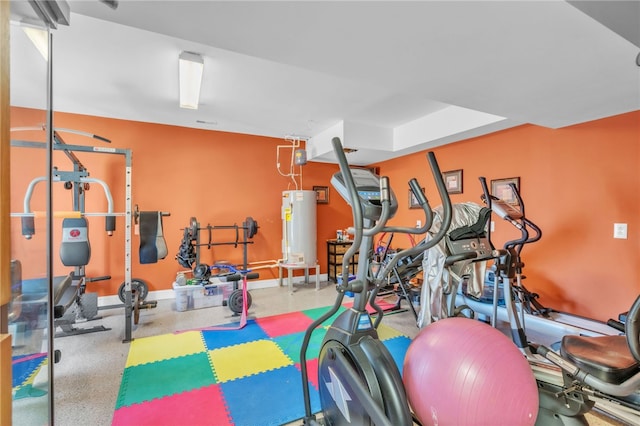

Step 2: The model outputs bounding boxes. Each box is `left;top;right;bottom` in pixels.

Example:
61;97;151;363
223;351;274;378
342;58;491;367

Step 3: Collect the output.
112;306;411;425
12;352;48;399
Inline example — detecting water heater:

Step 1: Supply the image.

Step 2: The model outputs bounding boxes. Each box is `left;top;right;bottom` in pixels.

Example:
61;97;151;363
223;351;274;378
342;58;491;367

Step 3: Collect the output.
282;190;317;266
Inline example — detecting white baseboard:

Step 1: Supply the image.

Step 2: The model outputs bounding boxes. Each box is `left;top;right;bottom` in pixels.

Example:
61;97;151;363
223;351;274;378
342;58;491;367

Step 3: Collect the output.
97;274;328;306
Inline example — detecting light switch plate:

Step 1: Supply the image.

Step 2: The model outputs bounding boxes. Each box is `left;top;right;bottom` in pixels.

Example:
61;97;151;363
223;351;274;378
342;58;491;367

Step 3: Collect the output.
614;223;628;239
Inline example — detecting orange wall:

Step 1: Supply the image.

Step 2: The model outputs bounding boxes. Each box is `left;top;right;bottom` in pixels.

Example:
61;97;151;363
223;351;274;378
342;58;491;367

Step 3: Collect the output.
375;111;639;321
10;107;352;296
11;107;639;322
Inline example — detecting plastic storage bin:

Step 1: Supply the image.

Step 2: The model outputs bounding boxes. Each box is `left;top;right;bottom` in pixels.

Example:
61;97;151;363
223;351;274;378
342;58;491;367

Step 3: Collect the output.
173;282;196;312
173;280;234;312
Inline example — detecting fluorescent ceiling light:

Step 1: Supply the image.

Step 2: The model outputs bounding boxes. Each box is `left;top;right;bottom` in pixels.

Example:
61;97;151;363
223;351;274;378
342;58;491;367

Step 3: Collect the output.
23;26;49;60
179;51;204;110
28;0;70;29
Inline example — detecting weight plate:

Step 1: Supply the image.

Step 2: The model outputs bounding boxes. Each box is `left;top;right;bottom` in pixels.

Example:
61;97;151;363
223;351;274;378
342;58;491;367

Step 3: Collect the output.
228;289;252;314
245;216;259;239
189;217;198;239
118;278;149;303
193;263;211;280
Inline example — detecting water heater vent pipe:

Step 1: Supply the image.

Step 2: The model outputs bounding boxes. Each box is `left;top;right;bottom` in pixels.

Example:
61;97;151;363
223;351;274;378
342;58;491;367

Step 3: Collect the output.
276;135;306;190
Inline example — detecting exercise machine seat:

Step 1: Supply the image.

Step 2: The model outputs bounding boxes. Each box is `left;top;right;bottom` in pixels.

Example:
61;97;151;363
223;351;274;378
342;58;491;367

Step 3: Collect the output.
561;295;640;384
561;335;639;384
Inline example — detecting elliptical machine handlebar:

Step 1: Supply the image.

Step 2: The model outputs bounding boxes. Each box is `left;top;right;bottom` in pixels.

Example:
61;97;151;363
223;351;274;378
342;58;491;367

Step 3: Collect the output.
479;177;523;226
478;176;542;253
346;177;435;237
331;136;452;290
362;176;392;237
374;151;452;284
331;137;374;288
503;181;542;253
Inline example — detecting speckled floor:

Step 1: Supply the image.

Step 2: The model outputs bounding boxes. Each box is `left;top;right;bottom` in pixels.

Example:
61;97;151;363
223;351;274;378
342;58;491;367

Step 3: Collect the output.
12;281;627;425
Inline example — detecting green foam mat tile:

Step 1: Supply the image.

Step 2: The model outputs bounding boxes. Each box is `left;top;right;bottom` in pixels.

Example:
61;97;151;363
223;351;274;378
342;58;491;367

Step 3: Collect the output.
116;351;215;409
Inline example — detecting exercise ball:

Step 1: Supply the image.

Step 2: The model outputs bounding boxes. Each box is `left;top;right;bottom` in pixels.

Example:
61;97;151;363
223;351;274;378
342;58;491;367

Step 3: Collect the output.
403;317;538;425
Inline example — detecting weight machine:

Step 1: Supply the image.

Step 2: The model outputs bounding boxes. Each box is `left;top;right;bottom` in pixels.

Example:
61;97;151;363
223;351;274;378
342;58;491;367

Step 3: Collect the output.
11;128;151;343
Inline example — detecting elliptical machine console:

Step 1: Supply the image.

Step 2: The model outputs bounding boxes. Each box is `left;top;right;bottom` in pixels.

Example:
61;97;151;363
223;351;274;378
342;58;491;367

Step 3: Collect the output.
331;168;398;221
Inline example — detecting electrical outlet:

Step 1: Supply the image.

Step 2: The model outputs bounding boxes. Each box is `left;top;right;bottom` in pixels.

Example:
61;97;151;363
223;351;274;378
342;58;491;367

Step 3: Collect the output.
614;223;628;239
416;220;422;228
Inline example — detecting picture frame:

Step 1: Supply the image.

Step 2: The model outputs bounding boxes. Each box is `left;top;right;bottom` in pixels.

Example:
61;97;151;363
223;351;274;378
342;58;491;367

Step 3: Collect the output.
443;169;463;194
491;177;521;206
409;187;425;209
313;185;329;204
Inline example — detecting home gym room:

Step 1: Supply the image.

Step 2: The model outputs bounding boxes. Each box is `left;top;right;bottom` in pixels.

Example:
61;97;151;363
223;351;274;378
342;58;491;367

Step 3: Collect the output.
1;1;639;426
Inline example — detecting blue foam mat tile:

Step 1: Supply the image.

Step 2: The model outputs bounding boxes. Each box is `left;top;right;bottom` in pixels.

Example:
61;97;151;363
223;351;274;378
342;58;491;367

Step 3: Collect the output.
12;353;47;388
221;364;320;425
382;336;412;377
201;320;270;350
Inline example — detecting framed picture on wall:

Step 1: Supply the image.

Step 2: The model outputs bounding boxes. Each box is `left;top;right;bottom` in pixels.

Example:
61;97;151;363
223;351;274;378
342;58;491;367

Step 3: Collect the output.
409;187;425;209
313;185;329;204
491;177;520;206
443;169;463;194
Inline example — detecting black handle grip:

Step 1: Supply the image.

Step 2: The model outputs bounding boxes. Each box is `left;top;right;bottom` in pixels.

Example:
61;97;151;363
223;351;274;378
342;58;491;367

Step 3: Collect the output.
106;215;116;233
22;216;35;238
246;272;260;280
409;178;427;206
93;134;112;143
478;176;491;206
86;275;111;282
607;319;625;332
220;273;241;282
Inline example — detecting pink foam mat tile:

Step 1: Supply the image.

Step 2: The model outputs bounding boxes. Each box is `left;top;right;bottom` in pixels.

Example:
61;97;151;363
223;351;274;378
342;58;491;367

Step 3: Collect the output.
255;311;314;337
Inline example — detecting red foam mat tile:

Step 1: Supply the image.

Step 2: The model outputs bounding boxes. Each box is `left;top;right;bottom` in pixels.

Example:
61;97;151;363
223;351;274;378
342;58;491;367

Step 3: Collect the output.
112;384;230;426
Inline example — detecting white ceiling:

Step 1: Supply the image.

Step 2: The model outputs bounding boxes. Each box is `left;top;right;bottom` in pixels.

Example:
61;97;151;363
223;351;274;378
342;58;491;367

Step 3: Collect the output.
9;1;640;165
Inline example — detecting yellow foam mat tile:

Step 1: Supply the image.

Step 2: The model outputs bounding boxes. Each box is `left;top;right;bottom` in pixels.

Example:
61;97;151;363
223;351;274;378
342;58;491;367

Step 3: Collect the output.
209;339;293;383
125;331;206;367
377;323;405;340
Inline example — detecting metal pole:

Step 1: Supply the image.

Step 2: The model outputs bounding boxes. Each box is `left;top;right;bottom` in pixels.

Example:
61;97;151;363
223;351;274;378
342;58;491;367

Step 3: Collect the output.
45;29;55;425
123;152;133;342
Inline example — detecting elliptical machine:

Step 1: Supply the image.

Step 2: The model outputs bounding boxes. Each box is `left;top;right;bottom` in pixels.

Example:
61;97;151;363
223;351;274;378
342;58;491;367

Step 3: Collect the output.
474;178;640;425
299;137;452;425
453;178;621;339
